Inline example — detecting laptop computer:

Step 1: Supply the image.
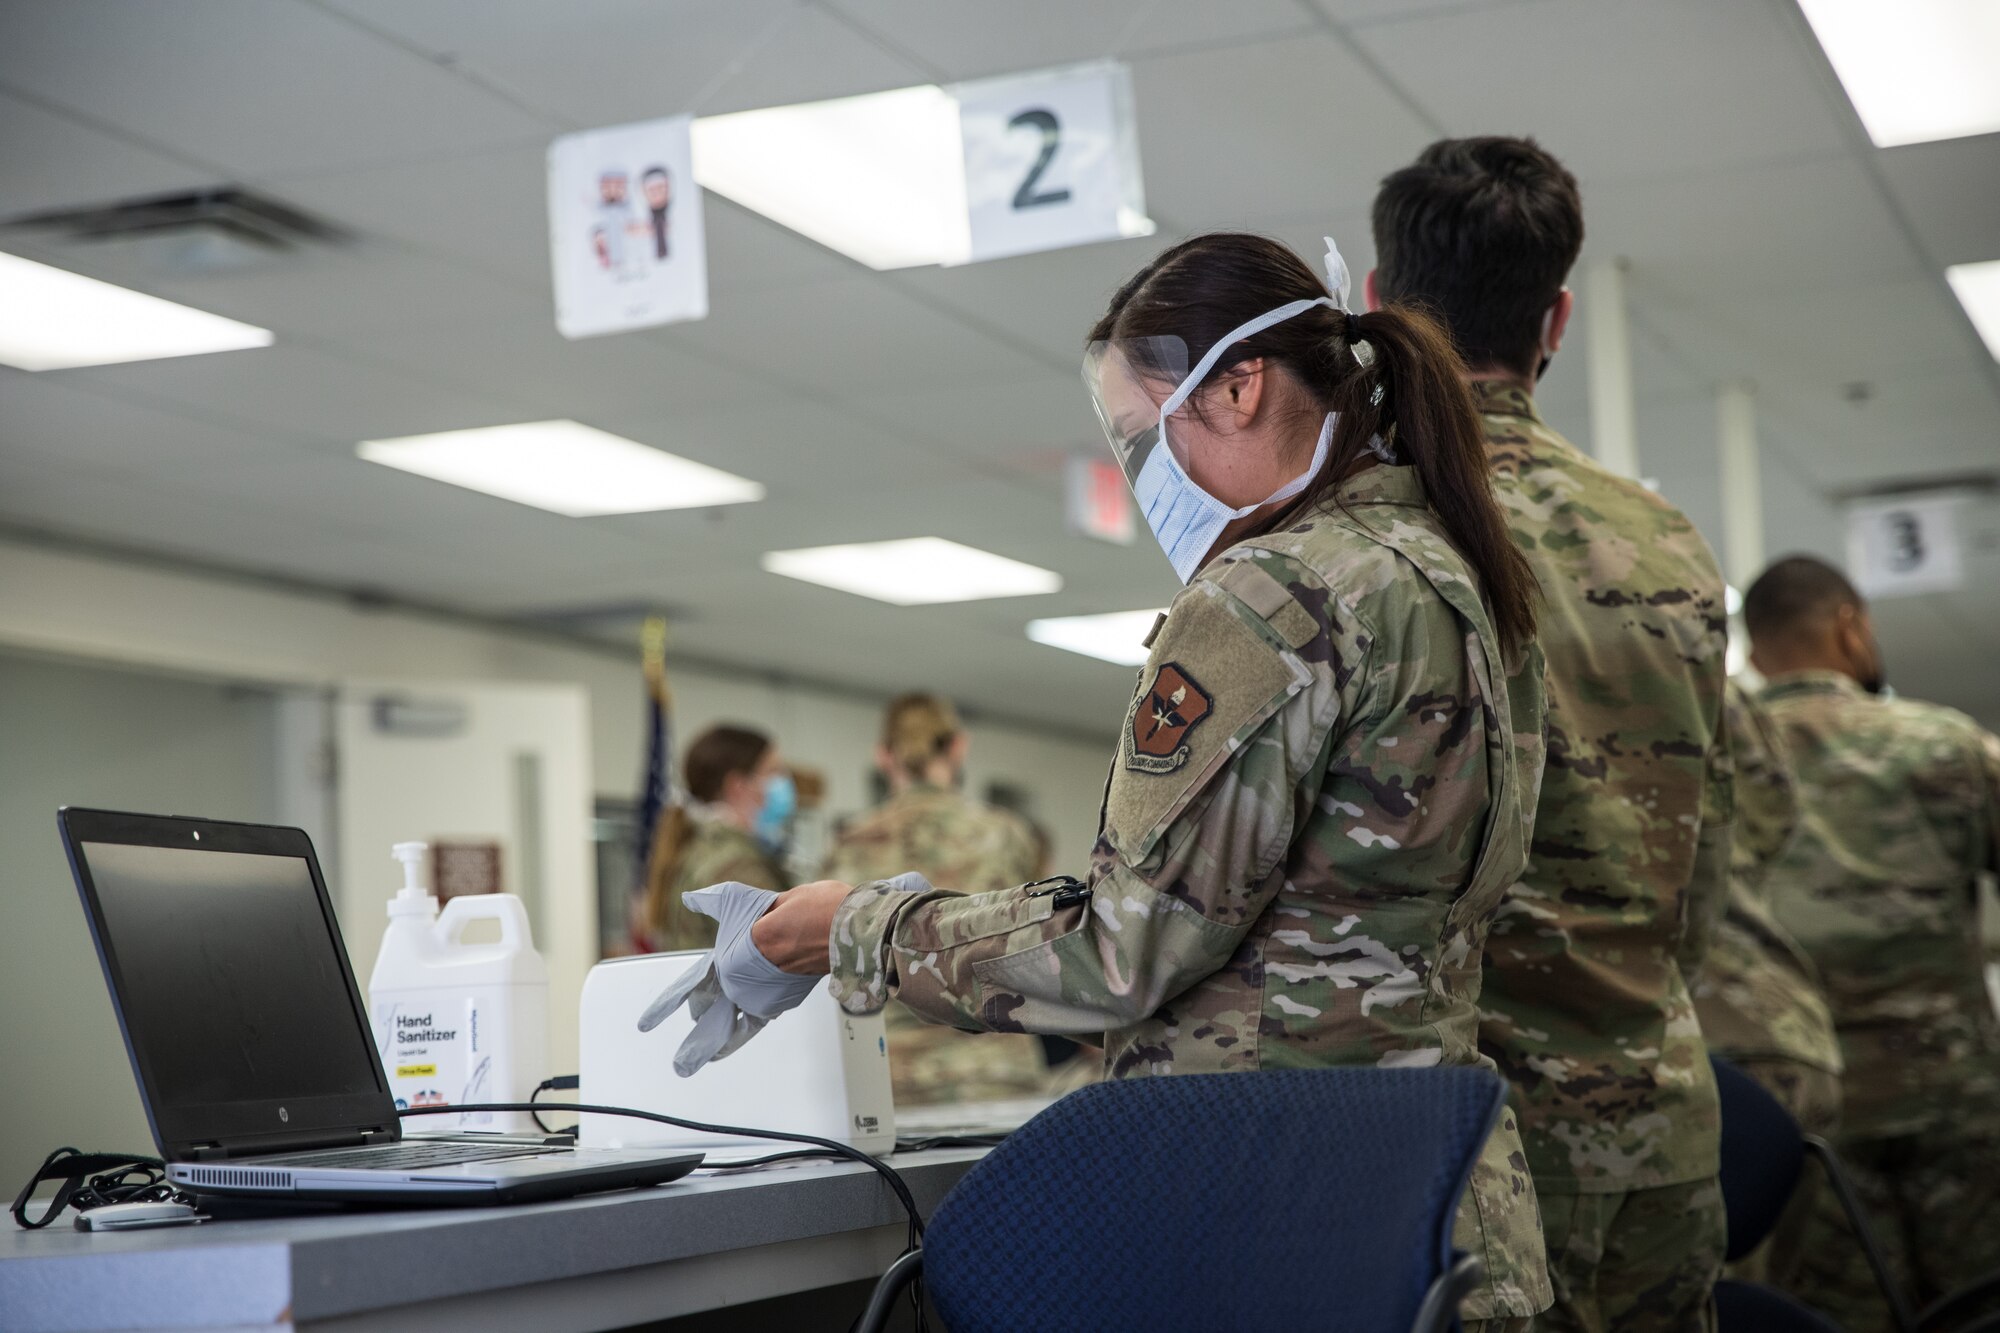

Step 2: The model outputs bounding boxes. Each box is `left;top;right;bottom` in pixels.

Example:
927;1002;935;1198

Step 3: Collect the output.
57;807;702;1204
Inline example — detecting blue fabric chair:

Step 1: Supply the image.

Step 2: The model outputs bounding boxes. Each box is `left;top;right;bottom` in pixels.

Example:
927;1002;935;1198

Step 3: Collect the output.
856;1066;1506;1333
1711;1055;1906;1332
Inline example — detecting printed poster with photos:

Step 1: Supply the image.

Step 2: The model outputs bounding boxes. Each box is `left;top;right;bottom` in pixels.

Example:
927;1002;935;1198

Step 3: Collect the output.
547;113;707;339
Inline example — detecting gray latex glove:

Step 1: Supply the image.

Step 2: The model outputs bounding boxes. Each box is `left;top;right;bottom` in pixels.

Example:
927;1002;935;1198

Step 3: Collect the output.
637;883;820;1077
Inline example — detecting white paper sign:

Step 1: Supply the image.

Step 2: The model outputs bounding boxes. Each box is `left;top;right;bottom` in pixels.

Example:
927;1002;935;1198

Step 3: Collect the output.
1846;494;1965;598
954;61;1151;265
548;114;707;339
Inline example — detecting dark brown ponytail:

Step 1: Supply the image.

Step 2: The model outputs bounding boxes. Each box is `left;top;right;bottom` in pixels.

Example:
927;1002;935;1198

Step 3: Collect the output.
1314;303;1538;653
1091;232;1537;653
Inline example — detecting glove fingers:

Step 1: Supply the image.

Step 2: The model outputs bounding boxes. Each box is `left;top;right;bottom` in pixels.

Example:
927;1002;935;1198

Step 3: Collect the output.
672;997;743;1078
638;958;716;1032
684;882;778;936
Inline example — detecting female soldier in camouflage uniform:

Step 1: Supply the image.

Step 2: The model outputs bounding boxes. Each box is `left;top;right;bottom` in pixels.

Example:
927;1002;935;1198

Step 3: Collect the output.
639;724;793;952
750;235;1554;1328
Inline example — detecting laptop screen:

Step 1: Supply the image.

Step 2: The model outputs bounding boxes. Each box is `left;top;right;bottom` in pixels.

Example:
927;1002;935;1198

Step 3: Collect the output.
82;841;383;1111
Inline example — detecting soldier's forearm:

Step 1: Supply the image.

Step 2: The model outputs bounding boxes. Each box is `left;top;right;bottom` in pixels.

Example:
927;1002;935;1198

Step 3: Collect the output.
828;873;1242;1036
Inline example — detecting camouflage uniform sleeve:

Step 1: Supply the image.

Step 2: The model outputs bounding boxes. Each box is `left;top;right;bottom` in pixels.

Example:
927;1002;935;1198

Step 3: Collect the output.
1677;686;1735;985
1978;728;2000;875
828;553;1347;1032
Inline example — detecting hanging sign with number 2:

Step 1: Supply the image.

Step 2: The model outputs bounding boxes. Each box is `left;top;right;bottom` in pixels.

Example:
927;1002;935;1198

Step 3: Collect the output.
954;61;1153;265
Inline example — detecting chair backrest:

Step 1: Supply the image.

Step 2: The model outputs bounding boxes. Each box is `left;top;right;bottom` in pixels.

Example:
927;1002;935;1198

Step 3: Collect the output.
920;1067;1505;1333
1710;1056;1808;1262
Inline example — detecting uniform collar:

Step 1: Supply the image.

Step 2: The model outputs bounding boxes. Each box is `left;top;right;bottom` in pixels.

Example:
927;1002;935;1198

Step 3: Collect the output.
1469;377;1542;424
1332;460;1428;509
1760;669;1867;701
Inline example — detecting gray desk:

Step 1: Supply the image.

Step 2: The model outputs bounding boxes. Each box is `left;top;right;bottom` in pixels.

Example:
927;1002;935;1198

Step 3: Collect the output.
0;1149;986;1332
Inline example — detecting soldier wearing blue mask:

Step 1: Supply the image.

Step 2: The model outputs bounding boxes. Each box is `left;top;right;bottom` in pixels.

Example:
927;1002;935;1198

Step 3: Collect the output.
637;724;794;953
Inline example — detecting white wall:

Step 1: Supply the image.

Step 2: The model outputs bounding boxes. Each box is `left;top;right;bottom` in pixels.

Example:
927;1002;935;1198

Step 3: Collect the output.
0;652;287;1188
0;537;1117;871
0;538;1120;1182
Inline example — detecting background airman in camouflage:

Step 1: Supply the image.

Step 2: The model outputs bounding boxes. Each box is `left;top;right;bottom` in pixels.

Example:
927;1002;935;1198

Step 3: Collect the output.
640;724;792;953
1371;137;1733;1332
1745;555;2000;1331
1692;679;1841;1286
821;693;1053;1106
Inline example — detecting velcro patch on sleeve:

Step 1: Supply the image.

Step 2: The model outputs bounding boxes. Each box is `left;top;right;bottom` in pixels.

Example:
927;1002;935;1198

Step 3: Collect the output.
1109;586;1303;864
1210;554;1320;650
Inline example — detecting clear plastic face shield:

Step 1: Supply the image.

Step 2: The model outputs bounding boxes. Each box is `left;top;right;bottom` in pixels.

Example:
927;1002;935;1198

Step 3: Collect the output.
1081;294;1341;582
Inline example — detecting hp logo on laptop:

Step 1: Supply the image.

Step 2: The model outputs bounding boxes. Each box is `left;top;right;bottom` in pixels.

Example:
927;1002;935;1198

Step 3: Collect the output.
279;1107;289;1122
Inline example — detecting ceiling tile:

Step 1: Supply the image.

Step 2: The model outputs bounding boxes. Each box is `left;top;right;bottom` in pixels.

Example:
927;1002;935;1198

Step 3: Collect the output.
0;0;555;176
1130;31;1437;229
817;0;1317;82
0;93;214;219
1874;135;2000;269
1348;0;1849;182
319;0;930;125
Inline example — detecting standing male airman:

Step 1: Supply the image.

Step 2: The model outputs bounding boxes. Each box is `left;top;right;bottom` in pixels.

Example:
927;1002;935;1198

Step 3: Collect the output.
1691;680;1842;1286
1370;137;1734;1332
1745;555;2000;1330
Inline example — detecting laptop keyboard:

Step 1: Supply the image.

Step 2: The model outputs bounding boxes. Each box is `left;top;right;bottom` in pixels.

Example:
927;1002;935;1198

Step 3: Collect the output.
260;1141;554;1171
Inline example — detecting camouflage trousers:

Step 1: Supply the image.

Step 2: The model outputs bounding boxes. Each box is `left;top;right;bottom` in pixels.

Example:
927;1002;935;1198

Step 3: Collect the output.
1722;1059;1841;1288
1529;1178;1724;1333
1794;1127;2000;1333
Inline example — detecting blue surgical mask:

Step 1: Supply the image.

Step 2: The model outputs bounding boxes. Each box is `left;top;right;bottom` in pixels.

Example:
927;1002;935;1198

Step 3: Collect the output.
752;772;796;852
1132;411;1334;583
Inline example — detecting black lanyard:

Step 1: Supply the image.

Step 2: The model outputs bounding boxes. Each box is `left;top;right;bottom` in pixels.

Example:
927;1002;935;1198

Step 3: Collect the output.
10;1147;176;1230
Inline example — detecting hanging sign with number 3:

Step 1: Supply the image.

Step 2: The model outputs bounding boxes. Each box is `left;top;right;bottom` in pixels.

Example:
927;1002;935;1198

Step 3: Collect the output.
954;61;1153;265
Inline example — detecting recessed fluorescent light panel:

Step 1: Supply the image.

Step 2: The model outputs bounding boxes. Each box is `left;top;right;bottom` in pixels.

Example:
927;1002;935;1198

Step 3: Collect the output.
692;85;972;270
1027;610;1167;666
1947;260;2000;362
358;421;765;516
761;538;1062;605
0;250;273;370
1798;0;2000;146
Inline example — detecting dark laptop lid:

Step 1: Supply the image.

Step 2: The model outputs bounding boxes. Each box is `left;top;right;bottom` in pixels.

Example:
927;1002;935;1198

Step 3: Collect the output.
58;808;398;1160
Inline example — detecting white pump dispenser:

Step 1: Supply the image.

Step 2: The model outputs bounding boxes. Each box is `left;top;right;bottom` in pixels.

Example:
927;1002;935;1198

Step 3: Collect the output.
388;841;437;919
368;841;550;1132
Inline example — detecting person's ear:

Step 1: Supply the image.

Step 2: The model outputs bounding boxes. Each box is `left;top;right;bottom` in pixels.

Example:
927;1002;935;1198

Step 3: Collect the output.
1364;268;1383;314
946;732;970;771
1222;358;1265;428
872;744;896;778
1545;288;1574;356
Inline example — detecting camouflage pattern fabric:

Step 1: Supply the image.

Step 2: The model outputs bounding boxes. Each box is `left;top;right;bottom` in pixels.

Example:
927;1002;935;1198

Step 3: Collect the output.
829;462;1553;1322
1532;1178;1725;1333
1472;380;1733;1199
1723;1059;1840;1289
1693;682;1843;1076
1794;1127;2000;1333
1758;669;2000;1140
647;817;789;952
821;785;1051;1106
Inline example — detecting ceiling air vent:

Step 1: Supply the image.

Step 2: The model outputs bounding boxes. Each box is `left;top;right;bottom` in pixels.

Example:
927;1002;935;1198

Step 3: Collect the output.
3;187;349;274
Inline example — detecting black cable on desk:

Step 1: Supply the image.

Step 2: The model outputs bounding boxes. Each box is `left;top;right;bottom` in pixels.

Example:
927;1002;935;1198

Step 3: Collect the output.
398;1101;926;1241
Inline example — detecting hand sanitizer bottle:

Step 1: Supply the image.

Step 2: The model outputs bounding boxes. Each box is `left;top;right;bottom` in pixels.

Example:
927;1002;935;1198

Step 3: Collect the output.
367;842;549;1133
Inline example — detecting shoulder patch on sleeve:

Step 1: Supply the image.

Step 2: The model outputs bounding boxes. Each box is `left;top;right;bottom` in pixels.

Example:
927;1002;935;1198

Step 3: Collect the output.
1109;586;1306;865
1209;554;1321;650
1127;662;1214;774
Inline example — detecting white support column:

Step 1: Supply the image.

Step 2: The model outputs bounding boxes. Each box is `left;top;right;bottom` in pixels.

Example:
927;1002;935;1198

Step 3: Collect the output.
1583;257;1641;479
1716;381;1764;589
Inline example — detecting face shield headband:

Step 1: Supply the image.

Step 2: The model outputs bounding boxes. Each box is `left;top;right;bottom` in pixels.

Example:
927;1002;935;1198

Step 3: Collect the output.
1084;294;1340;583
